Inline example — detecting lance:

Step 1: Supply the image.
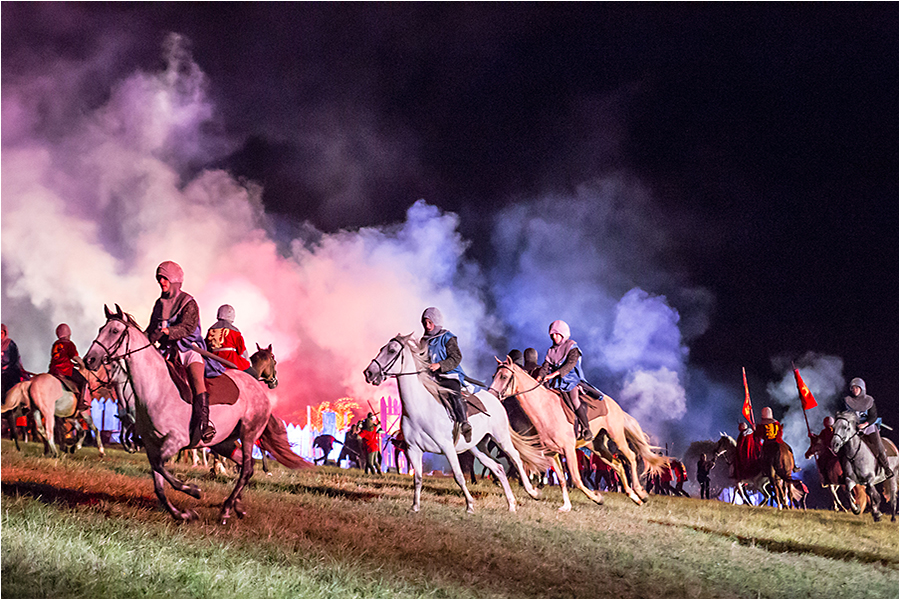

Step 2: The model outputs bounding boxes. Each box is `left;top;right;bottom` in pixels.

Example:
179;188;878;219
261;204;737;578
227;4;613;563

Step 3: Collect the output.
191;343;239;370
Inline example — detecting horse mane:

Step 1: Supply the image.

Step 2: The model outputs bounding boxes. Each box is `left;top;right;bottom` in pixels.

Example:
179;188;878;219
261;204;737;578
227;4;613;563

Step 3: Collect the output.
396;334;445;400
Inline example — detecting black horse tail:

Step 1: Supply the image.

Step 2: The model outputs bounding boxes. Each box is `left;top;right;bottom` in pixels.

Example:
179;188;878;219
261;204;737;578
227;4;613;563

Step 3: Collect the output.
257;414;313;470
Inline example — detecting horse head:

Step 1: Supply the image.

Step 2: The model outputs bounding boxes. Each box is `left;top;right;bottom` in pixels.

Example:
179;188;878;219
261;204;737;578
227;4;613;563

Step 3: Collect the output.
831;410;858;455
487;355;518;400
363;333;414;386
251;343;278;389
84;304;134;370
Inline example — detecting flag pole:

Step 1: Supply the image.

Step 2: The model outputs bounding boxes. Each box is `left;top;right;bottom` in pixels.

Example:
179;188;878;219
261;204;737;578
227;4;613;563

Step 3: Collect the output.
793;361;813;437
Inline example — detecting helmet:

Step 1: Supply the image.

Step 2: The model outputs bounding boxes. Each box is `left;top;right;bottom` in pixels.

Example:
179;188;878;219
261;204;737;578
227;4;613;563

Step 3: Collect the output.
156;261;184;284
761;407;774;421
824;416;834;428
549;320;570;339
217;304;236;322
421;307;443;328
55;323;71;339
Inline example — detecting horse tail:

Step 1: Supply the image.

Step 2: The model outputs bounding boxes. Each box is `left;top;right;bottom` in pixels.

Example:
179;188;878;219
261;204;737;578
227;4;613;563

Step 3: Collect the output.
509;428;552;475
1;381;31;414
622;413;668;477
257;414;313;470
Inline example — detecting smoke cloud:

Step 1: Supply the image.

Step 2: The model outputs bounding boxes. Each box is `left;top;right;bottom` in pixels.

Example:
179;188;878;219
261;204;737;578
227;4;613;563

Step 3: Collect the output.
3;31;841;461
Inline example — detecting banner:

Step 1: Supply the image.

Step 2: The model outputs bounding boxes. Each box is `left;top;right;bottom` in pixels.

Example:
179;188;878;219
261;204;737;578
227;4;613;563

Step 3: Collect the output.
742;367;755;425
793;368;818;410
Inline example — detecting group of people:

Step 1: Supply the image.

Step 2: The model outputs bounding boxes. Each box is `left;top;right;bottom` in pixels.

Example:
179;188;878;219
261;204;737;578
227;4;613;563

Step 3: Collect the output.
420;308;596;443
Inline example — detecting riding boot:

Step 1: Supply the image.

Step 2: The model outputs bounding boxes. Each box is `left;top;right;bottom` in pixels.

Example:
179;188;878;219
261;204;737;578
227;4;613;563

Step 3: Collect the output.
575;403;593;442
453;393;472;443
875;445;893;478
189;392;216;447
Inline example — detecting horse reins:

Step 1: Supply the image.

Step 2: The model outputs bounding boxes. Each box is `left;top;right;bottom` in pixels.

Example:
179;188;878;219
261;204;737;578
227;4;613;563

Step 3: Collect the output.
833;415;864;462
489;364;544;401
370;337;429;380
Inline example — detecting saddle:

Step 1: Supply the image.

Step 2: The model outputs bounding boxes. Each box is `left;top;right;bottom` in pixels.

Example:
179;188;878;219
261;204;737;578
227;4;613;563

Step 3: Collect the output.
165;359;240;406
433;384;489;418
51;374;91;413
556;384;608;426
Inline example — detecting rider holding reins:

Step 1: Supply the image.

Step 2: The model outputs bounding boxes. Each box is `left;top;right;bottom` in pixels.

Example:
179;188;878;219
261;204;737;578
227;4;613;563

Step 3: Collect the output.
844;377;893;478
146;261;225;447
536;320;592;442
420;307;473;443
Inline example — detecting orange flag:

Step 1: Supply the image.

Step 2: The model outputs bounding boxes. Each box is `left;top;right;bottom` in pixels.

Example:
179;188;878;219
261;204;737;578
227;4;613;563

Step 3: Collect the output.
793;367;818;410
742;367;755;425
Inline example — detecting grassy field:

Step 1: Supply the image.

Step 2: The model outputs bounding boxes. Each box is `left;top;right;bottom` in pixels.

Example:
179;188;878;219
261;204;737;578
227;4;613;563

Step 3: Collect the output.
1;440;897;598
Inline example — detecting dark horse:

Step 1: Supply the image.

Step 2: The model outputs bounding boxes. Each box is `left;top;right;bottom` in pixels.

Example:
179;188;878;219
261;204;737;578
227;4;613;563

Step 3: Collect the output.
84;305;310;523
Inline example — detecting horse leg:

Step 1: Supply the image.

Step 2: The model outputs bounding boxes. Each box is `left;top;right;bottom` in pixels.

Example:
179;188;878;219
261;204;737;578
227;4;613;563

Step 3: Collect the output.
5;411;21;451
220;436;255;525
471;441;516;512
562;445;603;506
550;455;572;512
492;429;541;500
616;438;648;502
865;482;882;522
33;408;60;458
442;443;476;514
407;444;425;513
146;444;202;500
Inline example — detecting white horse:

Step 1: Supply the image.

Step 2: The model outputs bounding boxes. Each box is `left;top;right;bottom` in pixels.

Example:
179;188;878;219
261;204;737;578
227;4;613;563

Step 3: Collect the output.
83;305;310;523
831;411;897;522
363;334;548;513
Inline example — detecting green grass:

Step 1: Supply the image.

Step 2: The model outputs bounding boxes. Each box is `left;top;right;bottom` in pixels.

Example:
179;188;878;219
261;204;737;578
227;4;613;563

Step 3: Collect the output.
2;440;897;598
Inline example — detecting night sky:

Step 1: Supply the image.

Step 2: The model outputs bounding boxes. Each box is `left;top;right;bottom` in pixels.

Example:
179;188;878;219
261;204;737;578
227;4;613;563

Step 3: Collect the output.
2;3;897;453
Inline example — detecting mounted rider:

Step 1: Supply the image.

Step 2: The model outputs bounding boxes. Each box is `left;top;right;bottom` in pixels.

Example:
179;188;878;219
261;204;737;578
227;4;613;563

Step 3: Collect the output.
48;323;89;410
536;320;592;441
755;406;800;472
844;377;892;478
419;307;473;443
206;304;252;372
1;323;28;397
146;261;225;447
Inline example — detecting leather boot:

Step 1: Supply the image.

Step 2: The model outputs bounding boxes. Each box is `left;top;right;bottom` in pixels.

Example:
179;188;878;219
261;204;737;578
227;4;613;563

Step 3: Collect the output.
189;392;216;447
453;393;472;443
575;403;593;441
876;446;893;478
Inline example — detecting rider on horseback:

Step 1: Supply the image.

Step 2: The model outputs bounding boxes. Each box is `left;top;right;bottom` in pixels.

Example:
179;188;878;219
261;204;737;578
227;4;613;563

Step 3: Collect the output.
536;320;592;442
146;261;225;447
48;323;89;410
845;377;893;478
206;304;252;372
420;307;472;443
755;406;800;472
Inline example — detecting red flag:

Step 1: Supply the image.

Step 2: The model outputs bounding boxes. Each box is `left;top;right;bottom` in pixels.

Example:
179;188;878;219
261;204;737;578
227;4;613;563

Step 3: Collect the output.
793;368;818;410
742;367;755;426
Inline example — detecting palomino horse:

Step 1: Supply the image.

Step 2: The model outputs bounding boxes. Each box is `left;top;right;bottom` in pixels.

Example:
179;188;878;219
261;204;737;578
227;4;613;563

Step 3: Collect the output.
1;358;110;458
83;305;310;523
714;433;797;508
831;411;897;522
488;357;667;511
363;334;548;513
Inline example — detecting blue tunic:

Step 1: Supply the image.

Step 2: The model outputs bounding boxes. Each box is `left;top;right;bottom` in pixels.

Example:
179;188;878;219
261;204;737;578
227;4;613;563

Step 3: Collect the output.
425;330;466;386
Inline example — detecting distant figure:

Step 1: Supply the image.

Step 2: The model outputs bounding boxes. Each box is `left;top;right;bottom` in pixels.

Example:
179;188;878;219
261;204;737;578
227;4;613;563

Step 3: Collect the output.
313;433;342;465
49;323;88;409
671;459;690;497
697;453;714;500
523;348;540;378
507;349;524;368
359;413;384;474
735;421;761;479
1;323;28;397
337;422;362;469
205;304;252;371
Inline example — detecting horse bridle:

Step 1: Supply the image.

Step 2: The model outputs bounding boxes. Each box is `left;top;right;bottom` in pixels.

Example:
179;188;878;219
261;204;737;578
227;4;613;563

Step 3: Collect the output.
369;337;428;380
832;414;863;461
488;363;544;401
89;317;153;366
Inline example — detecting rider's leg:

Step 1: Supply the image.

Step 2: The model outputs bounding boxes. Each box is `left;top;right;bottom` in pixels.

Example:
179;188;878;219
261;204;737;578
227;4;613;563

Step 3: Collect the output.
864;430;893;478
569;388;592;441
446;379;472;442
187;360;215;446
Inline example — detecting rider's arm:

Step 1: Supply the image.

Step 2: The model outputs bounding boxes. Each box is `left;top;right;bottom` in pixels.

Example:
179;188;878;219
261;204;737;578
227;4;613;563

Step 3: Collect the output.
555;347;582;378
146;302;164;343
861;403;879;428
437;336;462;373
166;300;200;341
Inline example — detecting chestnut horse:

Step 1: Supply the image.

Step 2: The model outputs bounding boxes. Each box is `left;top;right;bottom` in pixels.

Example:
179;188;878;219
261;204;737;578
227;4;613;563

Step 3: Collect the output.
488;357;667;511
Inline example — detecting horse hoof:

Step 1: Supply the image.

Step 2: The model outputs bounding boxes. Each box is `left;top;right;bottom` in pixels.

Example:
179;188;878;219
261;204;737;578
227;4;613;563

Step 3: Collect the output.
177;509;198;522
530;489;542;500
558;505;571;513
184;484;202;499
873;513;882;522
466;506;475;515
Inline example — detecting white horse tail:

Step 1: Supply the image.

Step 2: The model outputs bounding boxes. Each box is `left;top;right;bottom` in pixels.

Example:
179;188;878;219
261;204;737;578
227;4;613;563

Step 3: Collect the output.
509;428;552;474
622;413;668;477
257;414;313;470
1;381;31;414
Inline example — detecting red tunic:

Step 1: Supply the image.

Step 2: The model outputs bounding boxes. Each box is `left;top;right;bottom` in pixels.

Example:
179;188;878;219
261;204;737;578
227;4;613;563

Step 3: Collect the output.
736;429;762;478
359;428;380;453
205;326;251;370
49;339;78;378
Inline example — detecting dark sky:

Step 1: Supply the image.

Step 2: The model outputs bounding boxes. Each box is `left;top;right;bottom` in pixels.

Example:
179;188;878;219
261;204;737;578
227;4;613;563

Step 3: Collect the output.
2;3;897;433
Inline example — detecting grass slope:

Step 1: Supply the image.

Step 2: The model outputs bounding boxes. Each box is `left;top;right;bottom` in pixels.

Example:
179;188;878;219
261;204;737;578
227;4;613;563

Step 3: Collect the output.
1;440;897;598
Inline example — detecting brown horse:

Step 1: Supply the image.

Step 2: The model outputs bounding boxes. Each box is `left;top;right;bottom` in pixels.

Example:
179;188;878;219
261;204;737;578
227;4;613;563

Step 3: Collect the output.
714;433;797;508
488;357;667;510
805;431;848;511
